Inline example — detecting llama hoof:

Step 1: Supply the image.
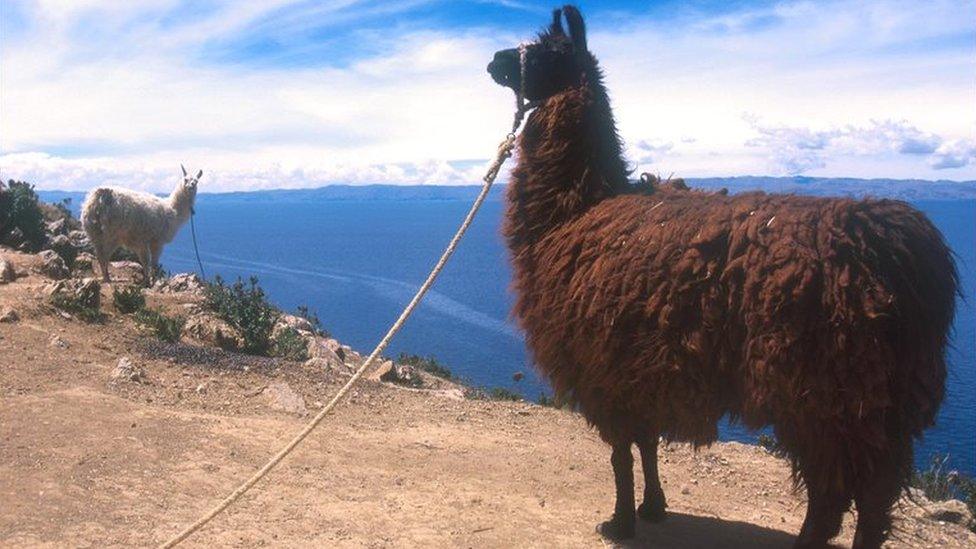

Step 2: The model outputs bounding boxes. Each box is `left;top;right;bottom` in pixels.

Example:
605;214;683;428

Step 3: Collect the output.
596;515;635;540
637;502;667;523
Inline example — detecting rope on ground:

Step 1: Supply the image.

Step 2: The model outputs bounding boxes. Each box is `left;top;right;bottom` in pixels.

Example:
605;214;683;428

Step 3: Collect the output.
159;123;527;548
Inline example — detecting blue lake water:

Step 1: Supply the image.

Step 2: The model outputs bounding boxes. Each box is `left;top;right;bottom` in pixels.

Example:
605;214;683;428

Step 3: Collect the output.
46;189;975;476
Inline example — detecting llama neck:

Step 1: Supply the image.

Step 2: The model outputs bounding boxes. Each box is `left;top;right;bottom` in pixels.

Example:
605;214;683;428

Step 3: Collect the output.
505;68;629;252
168;185;195;222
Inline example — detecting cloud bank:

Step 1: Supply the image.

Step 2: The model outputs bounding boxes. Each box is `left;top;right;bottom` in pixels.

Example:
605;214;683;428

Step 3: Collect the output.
1;0;974;191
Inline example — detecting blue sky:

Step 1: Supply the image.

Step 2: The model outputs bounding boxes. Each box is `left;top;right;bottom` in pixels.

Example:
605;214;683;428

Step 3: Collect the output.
1;0;974;192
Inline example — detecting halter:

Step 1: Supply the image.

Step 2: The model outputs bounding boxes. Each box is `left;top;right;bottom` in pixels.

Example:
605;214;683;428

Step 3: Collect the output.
510;43;541;135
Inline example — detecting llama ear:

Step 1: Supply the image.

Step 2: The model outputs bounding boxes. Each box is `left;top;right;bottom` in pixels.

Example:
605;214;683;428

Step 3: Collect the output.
562;5;587;52
181;164;187;177
196;170;203;180
550;8;565;35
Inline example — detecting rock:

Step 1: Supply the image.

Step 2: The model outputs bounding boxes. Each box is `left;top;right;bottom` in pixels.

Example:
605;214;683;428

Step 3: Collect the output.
48;335;69;349
73;252;96;273
182;313;244;351
2;227;25;248
305;357;349;375
262;382;307;414
111;357;145;383
0;306;19;323
277;314;315;335
925;499;973;527
46;218;68;236
155;272;205;295
73;278;101;310
0;256;16;283
47;234;77;268
37;250;69;280
379;362;421;387
110;261;145;282
67;230;90;249
680;484;692;495
307;336;344;365
368;359;395;382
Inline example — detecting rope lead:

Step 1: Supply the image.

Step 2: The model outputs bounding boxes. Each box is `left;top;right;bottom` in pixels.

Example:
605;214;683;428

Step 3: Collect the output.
159;104;535;549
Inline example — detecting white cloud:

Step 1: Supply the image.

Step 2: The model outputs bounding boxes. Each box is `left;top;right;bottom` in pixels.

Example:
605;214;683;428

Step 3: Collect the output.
1;0;974;191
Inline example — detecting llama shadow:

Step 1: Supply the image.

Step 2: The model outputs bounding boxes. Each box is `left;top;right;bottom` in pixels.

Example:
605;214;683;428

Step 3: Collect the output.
613;512;842;549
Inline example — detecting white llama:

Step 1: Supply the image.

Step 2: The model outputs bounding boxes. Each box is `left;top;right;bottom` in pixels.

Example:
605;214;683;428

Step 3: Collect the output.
81;165;201;284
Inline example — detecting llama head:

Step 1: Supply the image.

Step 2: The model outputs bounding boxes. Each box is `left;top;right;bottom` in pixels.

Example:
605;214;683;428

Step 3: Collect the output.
176;164;202;211
487;5;590;101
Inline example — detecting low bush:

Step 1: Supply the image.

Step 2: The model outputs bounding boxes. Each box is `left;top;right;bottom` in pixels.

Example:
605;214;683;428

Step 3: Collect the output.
0;180;47;251
112;285;146;314
397;353;453;380
49;291;103;323
465;386;523;402
204;275;279;355
272;326;309;361
295;304;328;337
135;308;185;343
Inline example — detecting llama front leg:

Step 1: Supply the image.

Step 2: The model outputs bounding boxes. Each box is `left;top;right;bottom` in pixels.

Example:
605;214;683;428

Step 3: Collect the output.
636;432;667;522
597;443;636;540
136;244;153;286
94;243;113;283
149;241;163;284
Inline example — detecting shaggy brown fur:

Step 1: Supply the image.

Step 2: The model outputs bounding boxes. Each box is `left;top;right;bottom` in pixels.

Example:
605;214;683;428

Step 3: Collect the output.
489;6;957;548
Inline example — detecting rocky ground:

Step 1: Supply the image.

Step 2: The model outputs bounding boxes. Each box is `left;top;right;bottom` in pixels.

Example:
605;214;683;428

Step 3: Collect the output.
1;247;974;548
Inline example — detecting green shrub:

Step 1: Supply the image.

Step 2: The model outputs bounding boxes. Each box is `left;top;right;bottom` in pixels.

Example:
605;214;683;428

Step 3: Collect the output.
272;326;309;361
465;386;523;402
49;292;103;323
112;286;146;314
397;353;454;379
0;180;47;251
135;308;185;343
204;275;279;355
537;393;558;407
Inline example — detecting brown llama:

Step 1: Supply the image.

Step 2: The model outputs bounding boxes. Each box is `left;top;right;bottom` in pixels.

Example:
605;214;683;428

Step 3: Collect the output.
488;6;957;548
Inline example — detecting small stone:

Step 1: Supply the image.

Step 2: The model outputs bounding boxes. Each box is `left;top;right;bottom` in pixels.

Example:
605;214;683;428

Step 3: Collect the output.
680;484;692;495
196;382;208;394
48;335;69;349
262;382;307;415
368;359;395;382
0;256;16;283
0;306;19;323
111;357;145;383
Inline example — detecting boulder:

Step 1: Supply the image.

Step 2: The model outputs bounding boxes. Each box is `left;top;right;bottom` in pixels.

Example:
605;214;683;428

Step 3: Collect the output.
67;230;90;249
305;357;350;375
0;256;16;283
925;498;973;527
379;361;421;387
182;313;244;351
110;261;145;282
0;306;18;323
111;357;145;383
306;336;344;366
262;382;307;415
73;252;96;274
73;278;101;310
37;250;69;280
48;334;69;349
274;314;315;337
47;234;78;267
46;218;69;236
2;227;25;248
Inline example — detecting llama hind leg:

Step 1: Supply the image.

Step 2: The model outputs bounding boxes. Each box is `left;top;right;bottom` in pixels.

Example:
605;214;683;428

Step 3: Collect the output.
94;243;114;283
596;443;636;540
636;432;667;522
852;439;909;549
794;483;850;549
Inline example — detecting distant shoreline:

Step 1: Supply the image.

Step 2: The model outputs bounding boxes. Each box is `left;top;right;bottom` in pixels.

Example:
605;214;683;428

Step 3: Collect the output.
33;175;976;202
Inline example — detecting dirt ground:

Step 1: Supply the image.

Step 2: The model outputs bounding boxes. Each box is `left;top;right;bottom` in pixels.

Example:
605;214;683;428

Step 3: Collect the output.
1;250;974;548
